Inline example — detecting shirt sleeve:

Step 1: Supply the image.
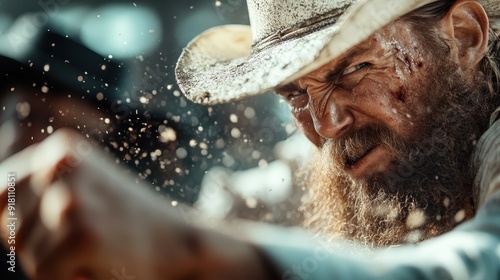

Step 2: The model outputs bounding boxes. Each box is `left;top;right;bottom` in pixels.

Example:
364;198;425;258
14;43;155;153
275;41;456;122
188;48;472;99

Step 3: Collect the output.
255;119;500;280
474;118;500;205
256;191;500;280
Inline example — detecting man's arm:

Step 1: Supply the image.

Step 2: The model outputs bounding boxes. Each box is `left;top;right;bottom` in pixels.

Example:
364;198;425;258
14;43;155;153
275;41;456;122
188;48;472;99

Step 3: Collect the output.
0;130;274;279
254;191;500;280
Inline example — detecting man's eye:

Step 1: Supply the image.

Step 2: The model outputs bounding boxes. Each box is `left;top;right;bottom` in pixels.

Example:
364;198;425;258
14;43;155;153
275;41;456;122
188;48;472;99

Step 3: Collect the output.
281;88;308;111
343;62;370;76
291;89;308;97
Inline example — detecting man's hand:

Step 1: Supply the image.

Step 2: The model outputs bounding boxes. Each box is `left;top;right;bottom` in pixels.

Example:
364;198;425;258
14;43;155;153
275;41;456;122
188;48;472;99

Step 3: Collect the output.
0;129;273;280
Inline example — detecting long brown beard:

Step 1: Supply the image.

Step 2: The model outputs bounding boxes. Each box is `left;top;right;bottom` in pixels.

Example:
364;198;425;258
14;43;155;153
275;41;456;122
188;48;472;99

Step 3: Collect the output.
300;64;496;247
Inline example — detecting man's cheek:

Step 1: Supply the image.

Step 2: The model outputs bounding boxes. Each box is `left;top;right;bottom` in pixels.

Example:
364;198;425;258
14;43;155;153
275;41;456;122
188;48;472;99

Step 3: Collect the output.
293;111;322;147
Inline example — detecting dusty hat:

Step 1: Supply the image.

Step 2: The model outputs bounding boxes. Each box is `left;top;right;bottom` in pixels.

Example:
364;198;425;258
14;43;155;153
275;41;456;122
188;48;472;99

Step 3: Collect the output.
176;0;500;105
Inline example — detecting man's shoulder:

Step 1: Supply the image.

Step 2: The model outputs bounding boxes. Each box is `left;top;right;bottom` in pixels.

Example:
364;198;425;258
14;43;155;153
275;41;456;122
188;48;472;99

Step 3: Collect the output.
474;114;500;205
490;106;500;126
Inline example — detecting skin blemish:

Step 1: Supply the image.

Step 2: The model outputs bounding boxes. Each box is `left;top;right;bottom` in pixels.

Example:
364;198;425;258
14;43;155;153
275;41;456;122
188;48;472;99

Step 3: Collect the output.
391;41;414;74
394;85;408;103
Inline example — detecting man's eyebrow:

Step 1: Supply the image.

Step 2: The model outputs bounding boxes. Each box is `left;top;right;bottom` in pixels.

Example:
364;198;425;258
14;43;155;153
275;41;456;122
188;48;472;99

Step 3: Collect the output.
275;82;300;94
275;45;371;92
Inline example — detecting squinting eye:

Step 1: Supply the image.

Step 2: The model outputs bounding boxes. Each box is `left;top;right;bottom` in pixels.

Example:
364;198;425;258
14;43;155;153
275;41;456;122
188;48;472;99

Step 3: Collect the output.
283;88;308;111
275;84;309;111
291;88;308;97
343;62;370;76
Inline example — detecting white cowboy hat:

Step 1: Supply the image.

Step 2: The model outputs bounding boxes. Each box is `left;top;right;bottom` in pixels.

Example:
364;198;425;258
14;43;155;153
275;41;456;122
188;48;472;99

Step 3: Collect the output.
176;0;500;105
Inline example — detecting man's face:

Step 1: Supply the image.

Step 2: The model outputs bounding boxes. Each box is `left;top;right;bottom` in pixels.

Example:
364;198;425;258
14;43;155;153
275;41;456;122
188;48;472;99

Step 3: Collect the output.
277;19;493;246
278;20;449;174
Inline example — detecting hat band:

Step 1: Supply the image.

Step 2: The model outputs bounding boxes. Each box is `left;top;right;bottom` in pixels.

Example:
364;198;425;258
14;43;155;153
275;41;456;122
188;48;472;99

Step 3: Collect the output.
252;6;349;52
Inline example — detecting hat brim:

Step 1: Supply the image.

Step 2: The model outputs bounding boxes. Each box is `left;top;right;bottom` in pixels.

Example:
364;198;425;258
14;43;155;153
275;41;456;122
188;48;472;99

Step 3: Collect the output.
175;0;438;105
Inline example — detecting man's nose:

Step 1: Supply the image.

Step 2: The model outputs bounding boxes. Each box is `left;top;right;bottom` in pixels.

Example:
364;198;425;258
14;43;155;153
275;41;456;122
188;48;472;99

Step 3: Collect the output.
309;93;354;140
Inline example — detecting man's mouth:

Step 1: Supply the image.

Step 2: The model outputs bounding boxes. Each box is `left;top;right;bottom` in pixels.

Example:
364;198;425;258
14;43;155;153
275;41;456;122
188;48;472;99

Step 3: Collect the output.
342;144;393;178
345;145;381;177
345;145;377;167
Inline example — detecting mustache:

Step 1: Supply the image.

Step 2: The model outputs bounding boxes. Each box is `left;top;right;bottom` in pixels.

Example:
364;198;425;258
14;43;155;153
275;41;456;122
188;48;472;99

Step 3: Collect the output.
322;124;407;168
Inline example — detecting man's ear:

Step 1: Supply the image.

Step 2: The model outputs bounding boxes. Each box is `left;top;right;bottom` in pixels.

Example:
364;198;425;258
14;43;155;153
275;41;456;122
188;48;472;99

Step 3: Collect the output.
438;0;489;70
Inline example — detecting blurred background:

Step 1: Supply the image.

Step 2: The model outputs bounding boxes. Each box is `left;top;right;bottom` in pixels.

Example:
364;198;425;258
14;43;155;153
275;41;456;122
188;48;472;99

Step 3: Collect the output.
0;1;314;278
0;0;316;220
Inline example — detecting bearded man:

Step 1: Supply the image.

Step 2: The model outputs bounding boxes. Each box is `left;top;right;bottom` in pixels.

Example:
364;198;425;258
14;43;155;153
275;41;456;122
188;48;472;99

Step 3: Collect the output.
1;0;500;279
177;0;500;247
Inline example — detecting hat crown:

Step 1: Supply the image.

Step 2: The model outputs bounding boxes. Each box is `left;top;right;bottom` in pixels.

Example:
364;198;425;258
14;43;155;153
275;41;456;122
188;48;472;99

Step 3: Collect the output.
247;0;354;43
